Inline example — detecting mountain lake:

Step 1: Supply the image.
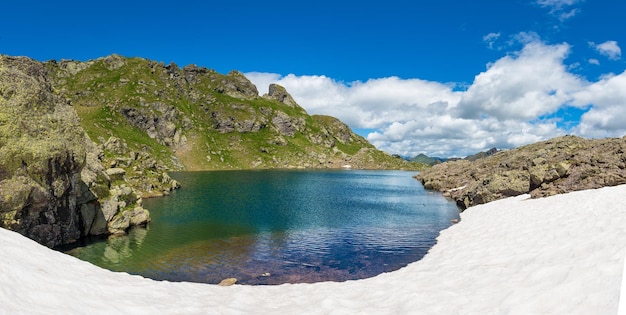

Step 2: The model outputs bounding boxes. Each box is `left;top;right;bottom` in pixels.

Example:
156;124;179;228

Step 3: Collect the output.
62;170;460;285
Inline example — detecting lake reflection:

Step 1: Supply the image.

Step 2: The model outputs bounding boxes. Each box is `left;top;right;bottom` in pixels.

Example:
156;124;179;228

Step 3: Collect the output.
64;170;460;285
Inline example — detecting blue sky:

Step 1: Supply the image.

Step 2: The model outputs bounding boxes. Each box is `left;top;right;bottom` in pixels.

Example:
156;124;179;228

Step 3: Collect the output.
2;0;625;157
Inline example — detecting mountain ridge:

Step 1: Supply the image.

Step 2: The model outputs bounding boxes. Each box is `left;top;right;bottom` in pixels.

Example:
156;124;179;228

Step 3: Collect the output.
46;54;419;173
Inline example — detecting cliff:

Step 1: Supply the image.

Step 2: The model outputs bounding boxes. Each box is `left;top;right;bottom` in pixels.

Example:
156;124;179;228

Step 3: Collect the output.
1;54;421;247
416;135;626;209
0;55;161;247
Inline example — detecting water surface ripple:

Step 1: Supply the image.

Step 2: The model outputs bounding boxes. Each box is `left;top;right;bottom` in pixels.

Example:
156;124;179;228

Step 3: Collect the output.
64;170;460;285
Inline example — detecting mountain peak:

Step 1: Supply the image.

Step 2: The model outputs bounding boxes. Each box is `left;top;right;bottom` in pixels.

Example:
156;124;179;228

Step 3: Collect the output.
265;83;298;108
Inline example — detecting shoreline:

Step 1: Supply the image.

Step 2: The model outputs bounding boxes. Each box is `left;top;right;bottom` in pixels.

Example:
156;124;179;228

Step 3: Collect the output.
1;185;625;314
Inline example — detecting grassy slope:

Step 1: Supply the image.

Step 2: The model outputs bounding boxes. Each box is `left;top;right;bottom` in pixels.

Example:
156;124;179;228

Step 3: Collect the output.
47;55;426;172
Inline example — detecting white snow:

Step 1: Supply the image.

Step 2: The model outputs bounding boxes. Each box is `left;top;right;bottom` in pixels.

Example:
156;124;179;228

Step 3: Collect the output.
1;185;625;315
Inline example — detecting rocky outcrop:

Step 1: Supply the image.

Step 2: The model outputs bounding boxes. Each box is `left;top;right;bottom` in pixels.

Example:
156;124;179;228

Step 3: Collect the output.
465;147;498;161
215;70;259;100
119;102;191;148
0;58;75;243
0;55;178;247
0;55;90;247
271;110;306;137
266;84;298;108
100;136;180;197
416;135;626;209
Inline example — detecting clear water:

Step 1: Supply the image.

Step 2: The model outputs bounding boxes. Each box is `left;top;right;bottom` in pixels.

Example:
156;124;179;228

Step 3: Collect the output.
63;170;460;285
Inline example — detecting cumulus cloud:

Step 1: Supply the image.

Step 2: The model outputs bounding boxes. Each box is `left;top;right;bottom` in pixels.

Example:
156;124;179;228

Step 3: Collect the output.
590;41;622;60
456;42;583;121
572;71;626;136
246;73;461;129
245;39;626;158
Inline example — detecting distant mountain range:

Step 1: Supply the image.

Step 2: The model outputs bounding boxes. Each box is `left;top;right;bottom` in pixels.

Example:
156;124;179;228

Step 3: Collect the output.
410;147;499;165
410;154;448;166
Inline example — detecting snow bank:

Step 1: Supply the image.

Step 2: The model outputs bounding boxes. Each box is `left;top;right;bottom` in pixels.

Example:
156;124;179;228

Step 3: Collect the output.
1;185;625;314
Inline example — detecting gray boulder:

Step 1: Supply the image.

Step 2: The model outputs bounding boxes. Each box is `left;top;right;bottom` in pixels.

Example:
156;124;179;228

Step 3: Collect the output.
417;135;626;209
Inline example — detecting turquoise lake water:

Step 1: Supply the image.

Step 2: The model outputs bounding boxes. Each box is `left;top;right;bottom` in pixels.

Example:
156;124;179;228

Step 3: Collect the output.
63;170;460;285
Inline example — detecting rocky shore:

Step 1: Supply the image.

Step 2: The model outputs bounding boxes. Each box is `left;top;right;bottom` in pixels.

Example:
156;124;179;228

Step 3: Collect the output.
0;55;179;247
416;135;626;209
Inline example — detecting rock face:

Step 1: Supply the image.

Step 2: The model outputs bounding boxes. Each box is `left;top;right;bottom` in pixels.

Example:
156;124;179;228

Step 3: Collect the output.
266;84;298;107
0;55;90;246
416;135;626;209
0;55;177;247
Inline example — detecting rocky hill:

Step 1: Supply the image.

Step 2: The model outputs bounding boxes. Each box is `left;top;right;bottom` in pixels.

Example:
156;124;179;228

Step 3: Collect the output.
1;54;422;247
416;135;626;209
411;148;498;166
464;147;498;162
411;154;446;166
47;54;418;174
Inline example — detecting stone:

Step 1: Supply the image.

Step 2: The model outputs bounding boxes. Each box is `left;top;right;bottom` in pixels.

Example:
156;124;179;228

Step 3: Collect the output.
79;203;97;236
129;207;150;226
171;180;180;190
0;55;87;247
417;135;626;209
218;278;238;286
107;211;131;233
272;111;297;136
556;161;570;177
101;196;120;221
266;84;297;107
105;168;126;181
89;208;108;235
100;54;126;70
214;70;259;99
104;137;128;155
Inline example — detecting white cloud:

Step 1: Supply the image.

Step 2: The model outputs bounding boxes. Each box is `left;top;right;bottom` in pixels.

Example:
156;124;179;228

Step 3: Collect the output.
243;72;282;95
537;0;579;7
512;32;542;45
558;8;580;21
456;42;583;120
588;58;600;65
590;41;622;60
483;32;501;49
537;0;582;21
246;73;461;129
572;71;626;136
245;40;625;158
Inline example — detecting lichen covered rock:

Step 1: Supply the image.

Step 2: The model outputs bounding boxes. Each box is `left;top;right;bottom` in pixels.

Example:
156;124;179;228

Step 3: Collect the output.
416;135;626;209
0;55;89;246
0;55;163;247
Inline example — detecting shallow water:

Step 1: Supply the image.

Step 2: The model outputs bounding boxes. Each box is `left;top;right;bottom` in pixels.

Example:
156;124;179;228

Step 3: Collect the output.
64;170;460;285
